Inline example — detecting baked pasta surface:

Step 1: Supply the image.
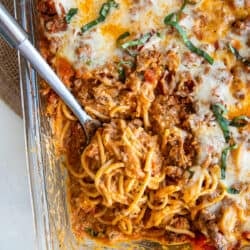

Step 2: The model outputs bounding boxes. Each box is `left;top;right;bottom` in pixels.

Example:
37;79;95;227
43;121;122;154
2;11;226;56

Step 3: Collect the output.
38;0;250;249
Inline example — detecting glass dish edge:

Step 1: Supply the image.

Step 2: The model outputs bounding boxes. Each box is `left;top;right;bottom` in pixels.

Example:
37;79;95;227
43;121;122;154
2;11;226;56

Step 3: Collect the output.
14;0;51;249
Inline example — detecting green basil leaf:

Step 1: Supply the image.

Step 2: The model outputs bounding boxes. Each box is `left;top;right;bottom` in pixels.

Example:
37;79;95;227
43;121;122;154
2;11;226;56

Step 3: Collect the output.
212;104;248;141
118;67;125;82
117;31;130;44
164;0;214;65
86;59;92;66
85;227;99;237
100;0;118;16
229;44;250;67
117;60;134;82
81;18;102;33
81;0;119;33
164;12;176;23
177;0;188;20
156;32;162;38
120;32;152;49
120;60;134;67
212;103;228;115
230;115;249;127
65;8;78;24
221;144;237;179
165;21;214;64
212;104;230;142
164;0;188;23
187;169;195;178
180;0;188;11
227;187;240;194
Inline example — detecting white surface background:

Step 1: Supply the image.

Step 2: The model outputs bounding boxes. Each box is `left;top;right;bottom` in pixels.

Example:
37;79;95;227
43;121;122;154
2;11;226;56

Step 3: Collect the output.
0;100;35;250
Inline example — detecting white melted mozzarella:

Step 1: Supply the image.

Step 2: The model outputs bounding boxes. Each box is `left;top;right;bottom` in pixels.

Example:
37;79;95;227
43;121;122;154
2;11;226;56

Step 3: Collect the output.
142;34;162;51
58;28;78;63
238;146;250;181
50;0;181;68
129;0;170;32
194;61;235;106
179;5;196;31
225;142;250;186
84;32;118;67
227;31;250;59
194;122;225;164
233;0;246;8
54;0;76;15
62;28;119;68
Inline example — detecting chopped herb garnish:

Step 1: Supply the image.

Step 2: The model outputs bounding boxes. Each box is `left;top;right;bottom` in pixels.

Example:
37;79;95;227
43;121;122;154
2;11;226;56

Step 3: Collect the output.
187;169;195;178
230;115;249;127
117;60;134;82
164;1;214;65
81;0;118;33
229;44;250;67
212;104;230;142
177;0;188;21
221;144;237;179
227;187;240;194
86;59;92;66
118;60;134;67
212;104;249;142
164;0;187;23
81;19;100;33
85;227;99;237
164;12;176;23
180;0;188;11
99;0;118;16
65;8;78;24
120;32;152;49
118;67;126;82
165;20;214;65
117;31;130;44
156;32;162;38
212;103;248;179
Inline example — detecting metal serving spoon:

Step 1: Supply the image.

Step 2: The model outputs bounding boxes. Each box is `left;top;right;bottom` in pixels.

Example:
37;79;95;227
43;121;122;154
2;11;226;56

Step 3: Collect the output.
0;2;101;142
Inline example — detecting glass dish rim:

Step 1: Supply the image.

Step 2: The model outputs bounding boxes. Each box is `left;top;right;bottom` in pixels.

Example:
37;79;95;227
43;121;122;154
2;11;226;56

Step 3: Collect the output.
14;0;52;249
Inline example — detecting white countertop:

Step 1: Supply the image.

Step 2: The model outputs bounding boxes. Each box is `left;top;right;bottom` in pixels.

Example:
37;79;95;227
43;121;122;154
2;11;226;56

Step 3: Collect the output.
0;100;35;250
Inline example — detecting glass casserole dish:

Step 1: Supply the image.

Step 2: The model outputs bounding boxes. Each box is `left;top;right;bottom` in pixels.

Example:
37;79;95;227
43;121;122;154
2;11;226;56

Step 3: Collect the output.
14;0;250;249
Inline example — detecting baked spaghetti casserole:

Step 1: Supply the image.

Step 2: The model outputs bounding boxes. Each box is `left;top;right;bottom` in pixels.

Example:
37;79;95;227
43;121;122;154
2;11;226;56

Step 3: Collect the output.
37;0;250;249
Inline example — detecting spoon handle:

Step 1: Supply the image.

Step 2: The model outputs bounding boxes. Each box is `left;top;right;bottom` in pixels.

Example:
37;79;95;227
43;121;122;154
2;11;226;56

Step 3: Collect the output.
0;2;97;132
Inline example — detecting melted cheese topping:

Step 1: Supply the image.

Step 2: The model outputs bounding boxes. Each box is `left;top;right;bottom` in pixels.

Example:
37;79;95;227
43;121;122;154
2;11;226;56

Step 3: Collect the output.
197;0;234;44
52;0;183;67
195;122;225;165
52;0;250;71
